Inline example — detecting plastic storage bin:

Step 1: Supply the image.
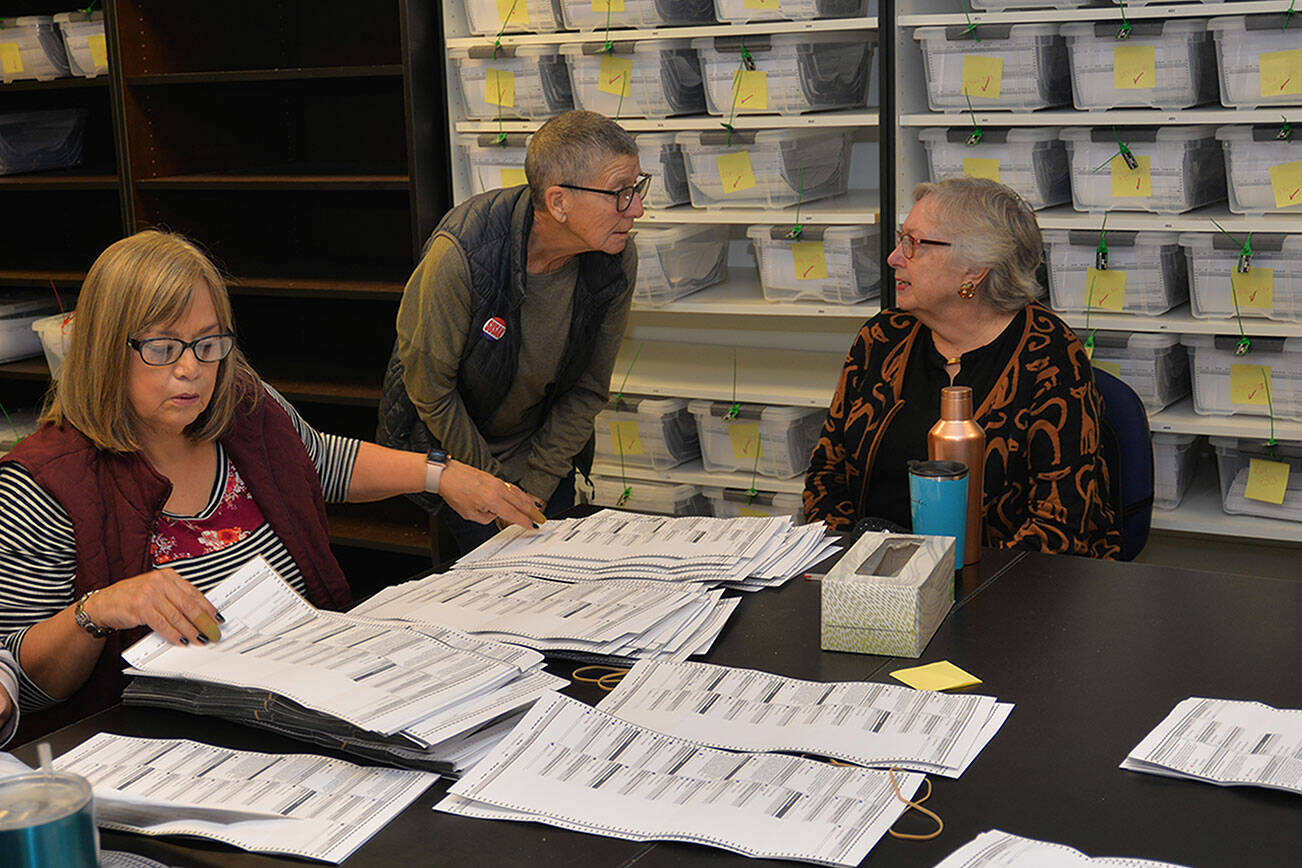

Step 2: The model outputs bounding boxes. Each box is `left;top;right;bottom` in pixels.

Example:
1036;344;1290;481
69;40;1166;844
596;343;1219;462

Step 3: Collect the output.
1151;433;1201;510
1208;15;1302;109
1215;125;1302;216
1180;232;1302;323
1061;20;1216;110
559;0;716;30
460;133;529;196
702;486;804;522
1044;229;1188;315
0;16;70;83
462;0;565;35
1087;330;1191;412
917;127;1069;211
0;109;87;176
969;0;1093;7
561;41;705;118
595;396;701;470
687;400;824;478
450;45;573;121
694;33;872;116
32;311;74;375
0;294;60;363
1212;436;1302;522
913;24;1070;111
635;132;690;207
589;475;710;516
713;0;865;24
632;225;728;306
1183;334;1302;419
1060;126;1225;214
747;225;880;304
52;10;106;77
675;128;852;209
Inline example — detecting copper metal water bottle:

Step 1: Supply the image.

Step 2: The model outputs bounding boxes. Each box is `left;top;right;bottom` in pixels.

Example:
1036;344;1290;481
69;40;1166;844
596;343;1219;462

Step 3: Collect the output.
928;386;985;566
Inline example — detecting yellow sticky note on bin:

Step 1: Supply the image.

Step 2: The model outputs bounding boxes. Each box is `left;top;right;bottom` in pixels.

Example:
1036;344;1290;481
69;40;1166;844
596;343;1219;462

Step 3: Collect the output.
963;157;1001;182
1230;364;1272;406
717;150;757;194
1112;155;1151;198
1093;360;1122;378
1268;160;1302;209
599;54;632;98
1114;44;1156;90
1085;268;1127;311
891;661;982;691
727;422;763;462
0;42;22;75
739;506;771;517
732;69;768;111
609;421;644;456
485;68;515;107
1245;458;1290;505
745;0;781;8
592;0;625;11
1258;48;1302;98
500;167;527;187
961;55;1003;99
1231;268;1274;311
88;34;107;69
792;242;828;281
498;0;530;26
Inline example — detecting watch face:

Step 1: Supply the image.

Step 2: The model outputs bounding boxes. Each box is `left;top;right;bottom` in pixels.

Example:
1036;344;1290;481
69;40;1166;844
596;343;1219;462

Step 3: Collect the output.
427;448;450;465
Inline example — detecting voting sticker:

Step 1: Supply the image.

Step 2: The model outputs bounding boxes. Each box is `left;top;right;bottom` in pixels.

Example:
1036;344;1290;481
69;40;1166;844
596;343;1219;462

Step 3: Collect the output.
591;0;625;11
727;422;763;462
482;316;507;341
599;54;633;98
732;69;768;111
963;157;1001;182
609;421;644;456
1114;44;1156;90
0;42;22;75
1111;154;1151;198
792;242;828;281
1268;160;1302;209
1258;48;1302;99
88;34;107;69
1244;458;1290;505
1229;364;1272;406
1093;360;1122;378
1231;268;1274;311
960;55;1003;100
1085;268;1126;311
485;68;515;108
716;151;757;194
500;167;528;187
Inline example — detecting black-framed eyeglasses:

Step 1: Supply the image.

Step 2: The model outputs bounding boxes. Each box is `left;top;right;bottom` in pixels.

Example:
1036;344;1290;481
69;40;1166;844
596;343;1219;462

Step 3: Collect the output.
895;231;953;260
127;333;235;366
558;172;652;212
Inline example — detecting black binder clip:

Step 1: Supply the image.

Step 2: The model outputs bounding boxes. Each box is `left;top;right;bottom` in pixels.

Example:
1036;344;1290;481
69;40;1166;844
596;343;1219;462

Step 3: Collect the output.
1118;142;1139;171
1095;247;1108;271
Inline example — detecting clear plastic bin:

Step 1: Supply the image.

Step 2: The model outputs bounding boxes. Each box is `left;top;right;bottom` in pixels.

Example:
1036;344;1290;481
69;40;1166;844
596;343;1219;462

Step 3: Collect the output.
687;400;824;478
1151;433;1201;510
561;40;705;119
559;0;716;30
1211;435;1302;522
713;0;865;24
450;45;573;121
0;294;60;363
913;24;1070;112
52;11;106;78
969;0;1093;7
674;128;852;209
0;407;38;454
32;311;74;375
1044;229;1188;315
702;486;804;522
594;396;701;470
0;109;87;176
0;16;70;83
1061;20;1217;110
635;132;690;207
1180;232;1302;323
589;475;710;516
1060;126;1225;214
1208;15;1302;109
460;133;529;196
1087;330;1190;412
633;225;728;306
917;127;1069;211
747;225;880;304
1215;125;1302;216
1183;334;1302;419
694;33;872;116
462;0;565;36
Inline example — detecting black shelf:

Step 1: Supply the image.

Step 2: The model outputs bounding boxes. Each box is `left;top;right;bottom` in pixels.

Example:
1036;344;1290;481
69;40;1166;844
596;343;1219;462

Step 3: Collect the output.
124;65;404;86
0;76;109;93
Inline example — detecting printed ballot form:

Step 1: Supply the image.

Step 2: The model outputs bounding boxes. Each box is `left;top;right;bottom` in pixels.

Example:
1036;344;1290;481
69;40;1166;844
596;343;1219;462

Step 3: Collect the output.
934;830;1192;868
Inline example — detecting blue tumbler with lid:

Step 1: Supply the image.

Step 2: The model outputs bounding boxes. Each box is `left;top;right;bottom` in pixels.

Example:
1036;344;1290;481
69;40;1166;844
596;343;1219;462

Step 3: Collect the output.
907;459;969;565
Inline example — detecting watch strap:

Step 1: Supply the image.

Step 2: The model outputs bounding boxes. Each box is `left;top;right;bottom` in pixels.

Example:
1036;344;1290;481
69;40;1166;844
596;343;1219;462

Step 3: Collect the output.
425;448;451;495
74;590;116;639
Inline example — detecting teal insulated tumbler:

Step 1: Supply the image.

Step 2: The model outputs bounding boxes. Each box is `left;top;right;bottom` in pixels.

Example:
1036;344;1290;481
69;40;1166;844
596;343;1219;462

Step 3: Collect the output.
908;459;969;564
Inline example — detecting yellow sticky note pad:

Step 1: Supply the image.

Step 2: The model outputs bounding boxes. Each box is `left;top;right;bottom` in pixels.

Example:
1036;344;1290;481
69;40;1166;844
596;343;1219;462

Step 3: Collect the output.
1268;160;1302;209
732;69;768;111
716;150;757;194
609;421;644;456
497;0;530;25
485;68;515;107
88;34;107;69
591;0;625;11
598;54;632;98
0;42;22;75
500;167;528;187
727;422;763;461
963;157;1001;182
739;507;771;517
1245;458;1290;505
792;241;828;281
1231;267;1274;311
1111;154;1152;198
744;0;781;8
961;55;1003;100
1258;48;1302;98
1114;44;1156;90
1093;360;1122;378
1230;364;1273;406
1085;268;1127;311
891;660;982;692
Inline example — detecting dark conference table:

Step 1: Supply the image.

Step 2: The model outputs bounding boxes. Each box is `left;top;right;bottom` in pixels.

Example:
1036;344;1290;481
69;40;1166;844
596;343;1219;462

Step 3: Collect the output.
15;549;1302;867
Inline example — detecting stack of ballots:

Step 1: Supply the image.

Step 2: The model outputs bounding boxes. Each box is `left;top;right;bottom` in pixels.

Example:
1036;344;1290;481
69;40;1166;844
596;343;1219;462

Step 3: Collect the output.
121;556;565;777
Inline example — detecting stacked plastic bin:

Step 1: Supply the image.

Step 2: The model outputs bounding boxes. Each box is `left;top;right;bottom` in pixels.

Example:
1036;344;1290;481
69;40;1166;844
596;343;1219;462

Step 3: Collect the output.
450;45;574;120
917;128;1070;211
1044;230;1189;316
1152;433;1203;511
0;293;60;363
594;397;701;470
0;16;70;83
0;108;88;176
1182;335;1302;420
558;0;716;29
675;129;852;209
1087;331;1191;412
589;476;711;515
53;11;107;78
913;24;1070;111
1211;436;1302;523
1060;126;1225;214
694;33;872;116
632;225;728;306
561;41;706;118
686;400;824;478
459;134;529;196
1180;233;1302;323
702;486;804;522
635;133;690;207
1216;126;1302;216
747;225;880;304
1060;20;1218;110
461;0;566;34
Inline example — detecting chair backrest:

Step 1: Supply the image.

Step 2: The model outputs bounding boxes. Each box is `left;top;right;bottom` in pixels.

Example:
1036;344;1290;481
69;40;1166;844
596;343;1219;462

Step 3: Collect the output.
1091;368;1153;561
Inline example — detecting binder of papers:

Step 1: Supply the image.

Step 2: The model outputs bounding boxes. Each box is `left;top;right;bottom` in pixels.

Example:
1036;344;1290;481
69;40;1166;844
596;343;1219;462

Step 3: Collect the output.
437;692;924;867
1121;697;1302;795
595;660;1011;778
934;830;1193;868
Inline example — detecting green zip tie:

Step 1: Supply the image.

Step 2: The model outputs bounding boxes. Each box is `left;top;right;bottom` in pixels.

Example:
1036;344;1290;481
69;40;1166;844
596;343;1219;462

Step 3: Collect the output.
80;1;98;12
616;419;631;506
1277;118;1293;141
1208;217;1254;355
1260;367;1278;447
722;39;754;144
615;69;626;120
724;349;741;422
963;92;983;145
747;443;761;499
0;402;22;449
1083;215;1110;351
611;341;643;410
786;164;805;239
602;0;614;53
493;0;521;55
1092;128;1137;173
1285;1;1295;32
957;0;978;40
1114;0;1132;39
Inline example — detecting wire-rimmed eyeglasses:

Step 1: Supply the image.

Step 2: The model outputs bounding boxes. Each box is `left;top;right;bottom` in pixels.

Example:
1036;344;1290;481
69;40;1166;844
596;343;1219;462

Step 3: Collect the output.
558;172;652;212
127;333;236;366
895;231;953;260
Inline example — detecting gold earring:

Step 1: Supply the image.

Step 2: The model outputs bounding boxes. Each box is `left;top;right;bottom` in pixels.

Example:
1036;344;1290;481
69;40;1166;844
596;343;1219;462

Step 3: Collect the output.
958;281;975;300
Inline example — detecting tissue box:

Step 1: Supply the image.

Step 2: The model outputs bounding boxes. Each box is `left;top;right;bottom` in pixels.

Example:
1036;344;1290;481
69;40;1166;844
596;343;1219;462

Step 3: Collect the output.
820;532;955;658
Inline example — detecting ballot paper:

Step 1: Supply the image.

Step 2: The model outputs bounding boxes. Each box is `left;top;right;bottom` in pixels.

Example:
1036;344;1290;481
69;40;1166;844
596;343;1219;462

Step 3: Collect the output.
53;733;435;864
934;830;1193;867
438;692;923;867
1121;697;1302;795
595;660;1011;777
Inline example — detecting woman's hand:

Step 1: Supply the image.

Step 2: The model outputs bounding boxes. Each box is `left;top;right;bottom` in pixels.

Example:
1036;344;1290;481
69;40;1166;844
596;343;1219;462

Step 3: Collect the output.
440;460;547;528
82;568;223;646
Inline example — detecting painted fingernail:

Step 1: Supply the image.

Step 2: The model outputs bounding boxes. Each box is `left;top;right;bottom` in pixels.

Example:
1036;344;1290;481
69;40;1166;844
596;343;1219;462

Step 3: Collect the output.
179;636;189;645
532;522;540;529
215;612;226;623
195;634;209;644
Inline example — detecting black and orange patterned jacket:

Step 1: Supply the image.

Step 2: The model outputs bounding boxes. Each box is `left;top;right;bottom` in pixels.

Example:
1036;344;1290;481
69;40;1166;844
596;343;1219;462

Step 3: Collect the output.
804;304;1121;559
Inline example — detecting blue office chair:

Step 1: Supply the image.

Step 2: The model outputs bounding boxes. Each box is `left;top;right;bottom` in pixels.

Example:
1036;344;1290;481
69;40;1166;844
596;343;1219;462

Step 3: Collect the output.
1091;368;1153;561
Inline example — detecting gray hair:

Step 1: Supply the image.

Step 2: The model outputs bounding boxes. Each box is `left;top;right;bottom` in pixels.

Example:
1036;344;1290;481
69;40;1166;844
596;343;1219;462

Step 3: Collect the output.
525;110;637;208
913;177;1044;313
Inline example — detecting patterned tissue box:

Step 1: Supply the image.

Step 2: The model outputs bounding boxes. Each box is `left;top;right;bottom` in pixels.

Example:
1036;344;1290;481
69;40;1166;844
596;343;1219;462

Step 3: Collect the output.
820;532;956;658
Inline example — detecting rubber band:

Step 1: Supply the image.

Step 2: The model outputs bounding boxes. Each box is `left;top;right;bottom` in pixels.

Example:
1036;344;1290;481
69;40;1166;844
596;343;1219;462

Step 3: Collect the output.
886;768;944;841
572;665;630;691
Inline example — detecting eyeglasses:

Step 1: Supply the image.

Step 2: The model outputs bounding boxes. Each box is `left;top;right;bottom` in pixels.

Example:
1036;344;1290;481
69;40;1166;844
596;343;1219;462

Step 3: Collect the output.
558;172;652;212
895;231;953;260
127;333;235;366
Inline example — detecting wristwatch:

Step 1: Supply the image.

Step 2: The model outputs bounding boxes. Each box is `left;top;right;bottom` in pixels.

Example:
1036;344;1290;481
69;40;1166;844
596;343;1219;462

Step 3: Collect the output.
74;590;116;639
425;448;451;494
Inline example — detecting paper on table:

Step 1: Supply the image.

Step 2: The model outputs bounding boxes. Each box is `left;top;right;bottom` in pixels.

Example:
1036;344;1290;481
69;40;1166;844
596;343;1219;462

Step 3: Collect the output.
890;660;982;691
934;829;1193;867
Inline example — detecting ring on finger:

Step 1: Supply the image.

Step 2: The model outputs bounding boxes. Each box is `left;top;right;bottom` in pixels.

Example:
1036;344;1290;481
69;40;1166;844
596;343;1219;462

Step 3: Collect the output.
504;482;513;490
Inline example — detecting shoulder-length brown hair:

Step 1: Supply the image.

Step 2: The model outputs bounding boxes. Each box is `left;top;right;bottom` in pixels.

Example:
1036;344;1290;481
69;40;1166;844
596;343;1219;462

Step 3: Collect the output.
40;230;260;452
